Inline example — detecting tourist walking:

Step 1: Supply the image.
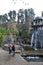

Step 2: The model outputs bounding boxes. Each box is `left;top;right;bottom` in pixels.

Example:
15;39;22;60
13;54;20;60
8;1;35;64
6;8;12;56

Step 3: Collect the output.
8;44;12;54
12;40;16;56
7;38;12;54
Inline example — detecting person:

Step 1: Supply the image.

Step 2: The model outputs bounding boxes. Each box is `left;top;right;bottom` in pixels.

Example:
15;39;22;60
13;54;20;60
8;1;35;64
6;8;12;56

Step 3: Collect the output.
8;44;12;54
7;38;12;54
12;40;16;56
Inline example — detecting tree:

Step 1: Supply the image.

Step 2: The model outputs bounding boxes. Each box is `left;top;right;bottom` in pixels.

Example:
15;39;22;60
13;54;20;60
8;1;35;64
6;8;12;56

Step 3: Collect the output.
41;11;43;17
4;14;9;22
8;10;16;22
2;15;6;23
0;14;8;24
17;9;24;24
12;10;16;22
1;14;8;23
0;27;8;46
0;15;2;24
28;8;35;19
24;9;28;22
24;8;35;23
8;11;13;21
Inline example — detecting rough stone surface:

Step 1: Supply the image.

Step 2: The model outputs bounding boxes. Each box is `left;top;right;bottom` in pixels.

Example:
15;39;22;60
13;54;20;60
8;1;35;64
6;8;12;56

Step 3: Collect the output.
0;48;43;65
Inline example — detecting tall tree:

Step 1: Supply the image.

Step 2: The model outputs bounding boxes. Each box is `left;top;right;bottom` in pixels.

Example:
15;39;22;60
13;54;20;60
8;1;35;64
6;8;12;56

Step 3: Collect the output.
24;9;28;22
12;10;16;22
2;15;6;23
8;10;16;22
18;9;24;24
41;11;43;17
8;11;12;21
24;8;35;23
4;14;8;21
28;8;35;19
0;15;2;24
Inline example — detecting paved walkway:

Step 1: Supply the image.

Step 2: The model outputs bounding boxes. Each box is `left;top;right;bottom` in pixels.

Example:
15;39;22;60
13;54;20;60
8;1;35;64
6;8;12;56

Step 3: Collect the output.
0;49;43;65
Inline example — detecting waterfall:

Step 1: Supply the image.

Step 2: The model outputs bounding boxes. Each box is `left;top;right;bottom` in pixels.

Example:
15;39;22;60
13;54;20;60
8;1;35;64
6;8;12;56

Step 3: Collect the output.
31;33;34;47
31;29;43;50
31;31;37;50
31;31;39;50
34;31;39;50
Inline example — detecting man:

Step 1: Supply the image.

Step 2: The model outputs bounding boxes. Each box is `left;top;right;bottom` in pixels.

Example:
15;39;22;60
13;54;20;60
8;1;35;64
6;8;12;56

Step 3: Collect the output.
8;44;12;54
7;38;12;54
12;40;16;56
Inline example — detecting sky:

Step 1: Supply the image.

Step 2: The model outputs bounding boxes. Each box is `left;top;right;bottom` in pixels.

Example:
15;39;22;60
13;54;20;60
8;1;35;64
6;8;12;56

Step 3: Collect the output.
0;0;43;16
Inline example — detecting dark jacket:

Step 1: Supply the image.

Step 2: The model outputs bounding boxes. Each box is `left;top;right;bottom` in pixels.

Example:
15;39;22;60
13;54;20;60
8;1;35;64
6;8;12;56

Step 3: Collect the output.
12;45;15;51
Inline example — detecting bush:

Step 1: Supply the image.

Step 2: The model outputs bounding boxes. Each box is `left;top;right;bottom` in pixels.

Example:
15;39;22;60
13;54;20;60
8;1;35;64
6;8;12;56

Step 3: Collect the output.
0;43;2;47
23;46;33;51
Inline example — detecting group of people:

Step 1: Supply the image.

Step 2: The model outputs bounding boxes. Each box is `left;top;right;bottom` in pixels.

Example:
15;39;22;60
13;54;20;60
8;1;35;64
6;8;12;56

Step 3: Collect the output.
8;40;16;56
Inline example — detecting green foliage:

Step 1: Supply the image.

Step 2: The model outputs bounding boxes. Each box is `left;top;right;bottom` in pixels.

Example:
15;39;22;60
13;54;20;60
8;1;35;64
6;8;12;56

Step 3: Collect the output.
18;29;31;44
6;29;11;35
0;27;7;40
0;27;8;34
14;29;19;36
19;30;31;39
0;32;2;40
0;27;9;46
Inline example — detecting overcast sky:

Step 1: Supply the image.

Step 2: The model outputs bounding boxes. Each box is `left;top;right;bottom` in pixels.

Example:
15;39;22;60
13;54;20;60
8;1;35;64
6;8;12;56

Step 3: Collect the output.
0;0;43;16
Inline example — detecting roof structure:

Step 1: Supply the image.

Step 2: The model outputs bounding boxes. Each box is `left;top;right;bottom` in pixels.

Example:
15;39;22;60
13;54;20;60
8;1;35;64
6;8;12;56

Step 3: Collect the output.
34;16;42;21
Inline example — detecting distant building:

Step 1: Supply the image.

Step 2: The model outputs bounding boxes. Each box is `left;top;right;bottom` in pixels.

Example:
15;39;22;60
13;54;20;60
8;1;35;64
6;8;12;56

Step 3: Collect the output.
31;17;43;30
31;17;43;50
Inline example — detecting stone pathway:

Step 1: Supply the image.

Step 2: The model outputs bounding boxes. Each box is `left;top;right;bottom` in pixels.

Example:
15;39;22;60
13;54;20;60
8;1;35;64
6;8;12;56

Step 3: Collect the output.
0;48;43;65
0;48;28;65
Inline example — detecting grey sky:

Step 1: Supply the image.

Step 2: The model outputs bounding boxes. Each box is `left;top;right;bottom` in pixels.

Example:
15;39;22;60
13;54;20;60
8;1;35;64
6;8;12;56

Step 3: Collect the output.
0;0;43;16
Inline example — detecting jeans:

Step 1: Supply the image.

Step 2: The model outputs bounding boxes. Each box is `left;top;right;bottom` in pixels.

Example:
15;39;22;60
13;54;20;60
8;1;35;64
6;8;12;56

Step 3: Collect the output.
12;51;15;56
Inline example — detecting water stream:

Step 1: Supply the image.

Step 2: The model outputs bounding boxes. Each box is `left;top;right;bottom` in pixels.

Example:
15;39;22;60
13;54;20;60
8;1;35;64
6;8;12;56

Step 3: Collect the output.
31;30;43;50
